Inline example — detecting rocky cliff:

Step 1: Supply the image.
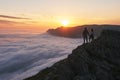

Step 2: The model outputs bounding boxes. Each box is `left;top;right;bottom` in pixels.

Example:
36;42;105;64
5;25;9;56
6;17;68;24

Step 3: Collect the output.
25;30;120;80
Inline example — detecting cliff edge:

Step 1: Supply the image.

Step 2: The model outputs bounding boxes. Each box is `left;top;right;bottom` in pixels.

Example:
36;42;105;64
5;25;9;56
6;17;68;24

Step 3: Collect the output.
25;30;120;80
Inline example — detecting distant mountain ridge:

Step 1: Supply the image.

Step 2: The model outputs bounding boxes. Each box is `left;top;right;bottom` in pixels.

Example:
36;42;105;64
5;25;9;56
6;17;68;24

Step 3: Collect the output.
47;24;120;38
25;30;120;80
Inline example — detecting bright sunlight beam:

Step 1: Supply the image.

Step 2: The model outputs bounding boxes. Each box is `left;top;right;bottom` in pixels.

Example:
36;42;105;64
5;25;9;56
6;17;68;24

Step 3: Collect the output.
61;20;69;26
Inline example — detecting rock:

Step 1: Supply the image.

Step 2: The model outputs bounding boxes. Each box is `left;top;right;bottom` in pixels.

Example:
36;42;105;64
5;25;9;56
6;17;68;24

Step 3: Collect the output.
24;30;120;80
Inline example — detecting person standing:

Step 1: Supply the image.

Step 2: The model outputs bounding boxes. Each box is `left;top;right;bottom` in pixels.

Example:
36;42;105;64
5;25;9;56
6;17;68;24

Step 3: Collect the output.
89;28;94;42
82;27;89;43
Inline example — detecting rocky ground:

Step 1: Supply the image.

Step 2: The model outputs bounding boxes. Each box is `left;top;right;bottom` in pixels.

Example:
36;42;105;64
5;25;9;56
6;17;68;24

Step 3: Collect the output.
25;30;120;80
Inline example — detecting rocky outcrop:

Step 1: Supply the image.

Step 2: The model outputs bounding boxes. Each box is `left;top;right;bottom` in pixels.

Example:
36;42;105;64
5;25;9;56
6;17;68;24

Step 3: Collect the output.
25;30;120;80
47;25;120;38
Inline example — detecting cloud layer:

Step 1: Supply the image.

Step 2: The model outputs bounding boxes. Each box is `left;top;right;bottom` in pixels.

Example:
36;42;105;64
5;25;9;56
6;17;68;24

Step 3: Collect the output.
0;15;30;20
0;33;82;80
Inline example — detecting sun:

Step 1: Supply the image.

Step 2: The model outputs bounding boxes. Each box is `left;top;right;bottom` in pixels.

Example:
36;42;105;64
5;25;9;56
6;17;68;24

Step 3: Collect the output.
61;20;69;26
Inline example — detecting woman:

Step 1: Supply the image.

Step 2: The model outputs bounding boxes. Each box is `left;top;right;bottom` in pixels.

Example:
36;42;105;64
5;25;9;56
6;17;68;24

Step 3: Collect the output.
89;28;94;42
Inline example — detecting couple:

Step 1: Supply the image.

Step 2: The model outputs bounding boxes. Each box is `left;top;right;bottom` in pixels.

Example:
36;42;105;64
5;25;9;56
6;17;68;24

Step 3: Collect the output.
82;27;94;43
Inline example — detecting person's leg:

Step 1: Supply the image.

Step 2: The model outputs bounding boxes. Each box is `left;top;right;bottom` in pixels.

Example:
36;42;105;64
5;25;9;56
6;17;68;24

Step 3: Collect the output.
86;36;88;43
89;36;91;42
83;36;84;43
83;37;85;43
92;36;94;40
91;35;94;41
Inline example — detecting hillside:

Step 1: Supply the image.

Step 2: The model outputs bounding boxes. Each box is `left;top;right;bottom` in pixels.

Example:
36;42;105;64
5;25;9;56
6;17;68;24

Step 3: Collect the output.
25;30;120;80
47;24;120;38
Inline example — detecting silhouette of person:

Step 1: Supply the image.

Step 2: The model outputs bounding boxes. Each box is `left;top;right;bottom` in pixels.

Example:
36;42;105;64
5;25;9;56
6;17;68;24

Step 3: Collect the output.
82;27;89;43
89;28;94;42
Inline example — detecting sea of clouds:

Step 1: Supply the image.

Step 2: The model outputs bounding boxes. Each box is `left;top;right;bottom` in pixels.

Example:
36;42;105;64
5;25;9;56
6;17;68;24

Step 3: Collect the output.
0;33;82;80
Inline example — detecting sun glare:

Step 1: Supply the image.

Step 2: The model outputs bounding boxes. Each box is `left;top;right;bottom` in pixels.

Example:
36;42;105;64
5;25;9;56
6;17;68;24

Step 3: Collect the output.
61;20;69;26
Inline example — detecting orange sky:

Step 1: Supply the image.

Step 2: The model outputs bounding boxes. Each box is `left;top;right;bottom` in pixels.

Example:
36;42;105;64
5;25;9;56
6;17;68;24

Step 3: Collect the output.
0;0;120;33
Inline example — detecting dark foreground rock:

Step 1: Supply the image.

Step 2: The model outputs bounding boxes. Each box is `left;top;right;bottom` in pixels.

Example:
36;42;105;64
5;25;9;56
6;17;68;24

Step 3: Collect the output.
25;30;120;80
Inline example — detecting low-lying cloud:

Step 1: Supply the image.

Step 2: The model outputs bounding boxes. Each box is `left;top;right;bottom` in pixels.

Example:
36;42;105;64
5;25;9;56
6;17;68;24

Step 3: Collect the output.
0;33;82;80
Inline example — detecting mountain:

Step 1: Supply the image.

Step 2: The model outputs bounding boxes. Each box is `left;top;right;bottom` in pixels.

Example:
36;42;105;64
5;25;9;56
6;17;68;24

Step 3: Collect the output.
47;24;120;38
25;30;120;80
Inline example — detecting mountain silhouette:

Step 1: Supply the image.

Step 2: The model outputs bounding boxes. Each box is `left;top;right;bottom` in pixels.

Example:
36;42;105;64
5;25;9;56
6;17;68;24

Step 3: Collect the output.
47;24;120;38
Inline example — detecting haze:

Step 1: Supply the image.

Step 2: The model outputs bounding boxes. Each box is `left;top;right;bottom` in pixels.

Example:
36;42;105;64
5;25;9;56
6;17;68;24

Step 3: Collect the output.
0;0;120;33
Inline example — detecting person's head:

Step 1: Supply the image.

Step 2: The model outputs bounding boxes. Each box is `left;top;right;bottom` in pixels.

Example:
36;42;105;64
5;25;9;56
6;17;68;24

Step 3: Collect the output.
91;28;93;32
84;27;87;30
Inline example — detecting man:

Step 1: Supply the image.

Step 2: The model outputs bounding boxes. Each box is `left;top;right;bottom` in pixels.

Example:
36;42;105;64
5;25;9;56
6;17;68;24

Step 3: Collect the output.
82;27;89;43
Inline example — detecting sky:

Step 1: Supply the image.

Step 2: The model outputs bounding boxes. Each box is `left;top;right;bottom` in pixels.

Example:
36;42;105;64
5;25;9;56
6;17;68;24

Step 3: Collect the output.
0;0;120;33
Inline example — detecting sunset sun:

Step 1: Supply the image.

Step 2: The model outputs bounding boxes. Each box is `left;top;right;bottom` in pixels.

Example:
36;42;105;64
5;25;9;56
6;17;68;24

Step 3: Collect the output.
61;20;69;26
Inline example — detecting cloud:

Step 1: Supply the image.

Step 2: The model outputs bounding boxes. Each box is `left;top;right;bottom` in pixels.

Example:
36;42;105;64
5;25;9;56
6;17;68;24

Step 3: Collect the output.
0;33;82;80
0;19;26;25
0;19;17;24
0;15;30;20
